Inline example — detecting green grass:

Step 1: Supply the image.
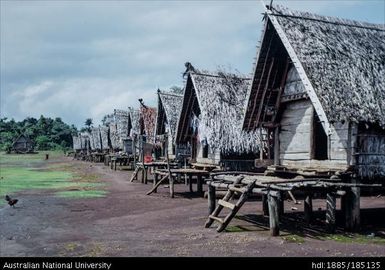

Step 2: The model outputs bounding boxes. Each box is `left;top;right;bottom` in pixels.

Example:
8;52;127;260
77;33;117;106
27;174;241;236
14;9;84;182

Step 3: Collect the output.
56;190;108;198
321;234;385;245
0;151;108;205
282;235;306;244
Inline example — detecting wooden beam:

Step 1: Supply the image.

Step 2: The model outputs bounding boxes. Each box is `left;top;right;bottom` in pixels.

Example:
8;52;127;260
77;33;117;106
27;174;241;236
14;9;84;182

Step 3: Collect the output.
326;192;336;233
304;194;313;224
254;57;275;130
272;57;290;123
247;31;275;129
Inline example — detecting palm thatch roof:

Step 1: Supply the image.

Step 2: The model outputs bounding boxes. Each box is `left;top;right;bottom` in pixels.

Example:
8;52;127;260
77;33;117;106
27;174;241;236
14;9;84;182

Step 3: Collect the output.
155;90;184;142
176;70;261;154
72;135;81;150
89;127;99;150
129;108;140;137
139;103;157;143
99;126;109;150
243;4;385;131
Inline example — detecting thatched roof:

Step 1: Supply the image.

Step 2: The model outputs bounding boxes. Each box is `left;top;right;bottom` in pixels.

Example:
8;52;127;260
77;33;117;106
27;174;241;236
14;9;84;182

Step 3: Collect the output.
243;4;385;130
109;122;119;149
139;104;157;143
89;127;99;150
176;71;261;154
114;109;130;140
72;135;81;150
129;108;140;137
99;126;109;150
156;90;183;141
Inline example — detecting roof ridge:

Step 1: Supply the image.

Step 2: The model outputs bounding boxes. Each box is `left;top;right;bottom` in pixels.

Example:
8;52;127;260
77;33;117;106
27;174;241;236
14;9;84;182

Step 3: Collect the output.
271;4;385;32
191;71;251;80
158;90;184;98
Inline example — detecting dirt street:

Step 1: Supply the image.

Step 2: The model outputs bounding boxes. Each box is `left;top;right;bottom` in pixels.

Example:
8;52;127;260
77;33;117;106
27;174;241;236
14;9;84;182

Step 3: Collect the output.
1;157;384;257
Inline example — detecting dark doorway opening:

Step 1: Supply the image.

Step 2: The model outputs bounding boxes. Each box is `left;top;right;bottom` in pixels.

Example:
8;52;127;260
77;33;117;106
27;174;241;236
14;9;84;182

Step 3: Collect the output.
312;111;328;160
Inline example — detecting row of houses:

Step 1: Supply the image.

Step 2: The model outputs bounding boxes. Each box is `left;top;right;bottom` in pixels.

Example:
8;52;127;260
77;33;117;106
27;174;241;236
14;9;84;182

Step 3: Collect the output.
73;3;385;182
71;3;384;235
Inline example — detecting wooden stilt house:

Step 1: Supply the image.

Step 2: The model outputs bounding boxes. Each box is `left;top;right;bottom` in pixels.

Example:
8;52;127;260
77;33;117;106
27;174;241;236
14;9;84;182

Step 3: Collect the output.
175;70;260;169
242;4;385;181
155;89;183;158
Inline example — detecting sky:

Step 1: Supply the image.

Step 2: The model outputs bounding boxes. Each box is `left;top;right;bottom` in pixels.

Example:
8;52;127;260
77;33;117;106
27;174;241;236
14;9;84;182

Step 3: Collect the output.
1;0;384;129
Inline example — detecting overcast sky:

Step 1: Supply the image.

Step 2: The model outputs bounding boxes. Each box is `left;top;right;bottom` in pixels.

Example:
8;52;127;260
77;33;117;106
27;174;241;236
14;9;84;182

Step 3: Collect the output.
1;0;384;128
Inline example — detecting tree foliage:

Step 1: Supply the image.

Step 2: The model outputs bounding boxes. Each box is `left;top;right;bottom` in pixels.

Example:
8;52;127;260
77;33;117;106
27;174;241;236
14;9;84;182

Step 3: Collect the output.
0;116;78;151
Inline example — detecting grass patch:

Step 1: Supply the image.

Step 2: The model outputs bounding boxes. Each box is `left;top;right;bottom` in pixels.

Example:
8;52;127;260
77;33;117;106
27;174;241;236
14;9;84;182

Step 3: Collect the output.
0;151;63;167
0;167;73;197
321;234;385;245
282;235;305;244
225;225;249;233
0;152;108;204
56;190;107;198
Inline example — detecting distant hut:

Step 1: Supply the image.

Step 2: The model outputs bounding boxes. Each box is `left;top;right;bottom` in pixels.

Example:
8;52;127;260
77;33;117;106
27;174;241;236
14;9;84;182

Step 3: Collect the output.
11;134;34;153
129;108;141;137
72;135;81;152
99;126;110;152
175;70;260;169
242;5;385;181
90;127;102;152
155;89;183;158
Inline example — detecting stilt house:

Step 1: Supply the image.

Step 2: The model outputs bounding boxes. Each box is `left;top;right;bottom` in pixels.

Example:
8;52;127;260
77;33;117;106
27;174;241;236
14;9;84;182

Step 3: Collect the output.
242;4;385;181
175;70;260;169
155;89;183;158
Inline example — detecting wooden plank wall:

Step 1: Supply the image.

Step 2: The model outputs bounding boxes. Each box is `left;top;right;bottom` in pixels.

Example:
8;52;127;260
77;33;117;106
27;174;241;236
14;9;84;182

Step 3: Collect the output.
279;99;350;170
356;127;385;180
279;100;312;162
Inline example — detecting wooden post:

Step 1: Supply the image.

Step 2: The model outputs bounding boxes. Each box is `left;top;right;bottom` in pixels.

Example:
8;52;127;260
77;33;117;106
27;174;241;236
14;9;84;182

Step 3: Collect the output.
189;175;193;193
197;175;203;195
262;194;269;216
344;186;361;232
274;126;279;165
153;172;158;193
141;166;145;183
144;166;148;184
304;194;313;224
278;191;284;217
169;175;174;198
164;133;173;198
326;192;336;233
268;192;280;236
208;184;216;215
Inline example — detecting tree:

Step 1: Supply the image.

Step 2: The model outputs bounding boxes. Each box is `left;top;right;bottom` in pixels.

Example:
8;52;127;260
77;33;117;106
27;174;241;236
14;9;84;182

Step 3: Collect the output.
0;116;78;151
35;135;50;150
83;118;93;133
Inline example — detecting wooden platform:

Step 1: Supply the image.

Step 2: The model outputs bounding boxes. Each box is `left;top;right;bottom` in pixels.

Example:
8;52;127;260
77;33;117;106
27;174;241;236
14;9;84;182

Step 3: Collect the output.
205;172;382;236
147;168;211;198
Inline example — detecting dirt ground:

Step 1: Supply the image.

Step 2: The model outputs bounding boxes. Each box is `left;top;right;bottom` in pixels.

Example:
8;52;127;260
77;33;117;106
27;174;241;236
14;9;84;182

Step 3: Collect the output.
1;156;385;257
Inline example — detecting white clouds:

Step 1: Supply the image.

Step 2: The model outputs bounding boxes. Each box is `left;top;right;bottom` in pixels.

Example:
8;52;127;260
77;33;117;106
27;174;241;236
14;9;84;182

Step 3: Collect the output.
6;77;155;127
1;0;384;128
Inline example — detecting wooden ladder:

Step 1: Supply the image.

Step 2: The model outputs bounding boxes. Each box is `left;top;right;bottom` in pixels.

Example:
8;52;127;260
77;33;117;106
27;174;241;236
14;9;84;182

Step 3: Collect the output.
204;177;256;232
